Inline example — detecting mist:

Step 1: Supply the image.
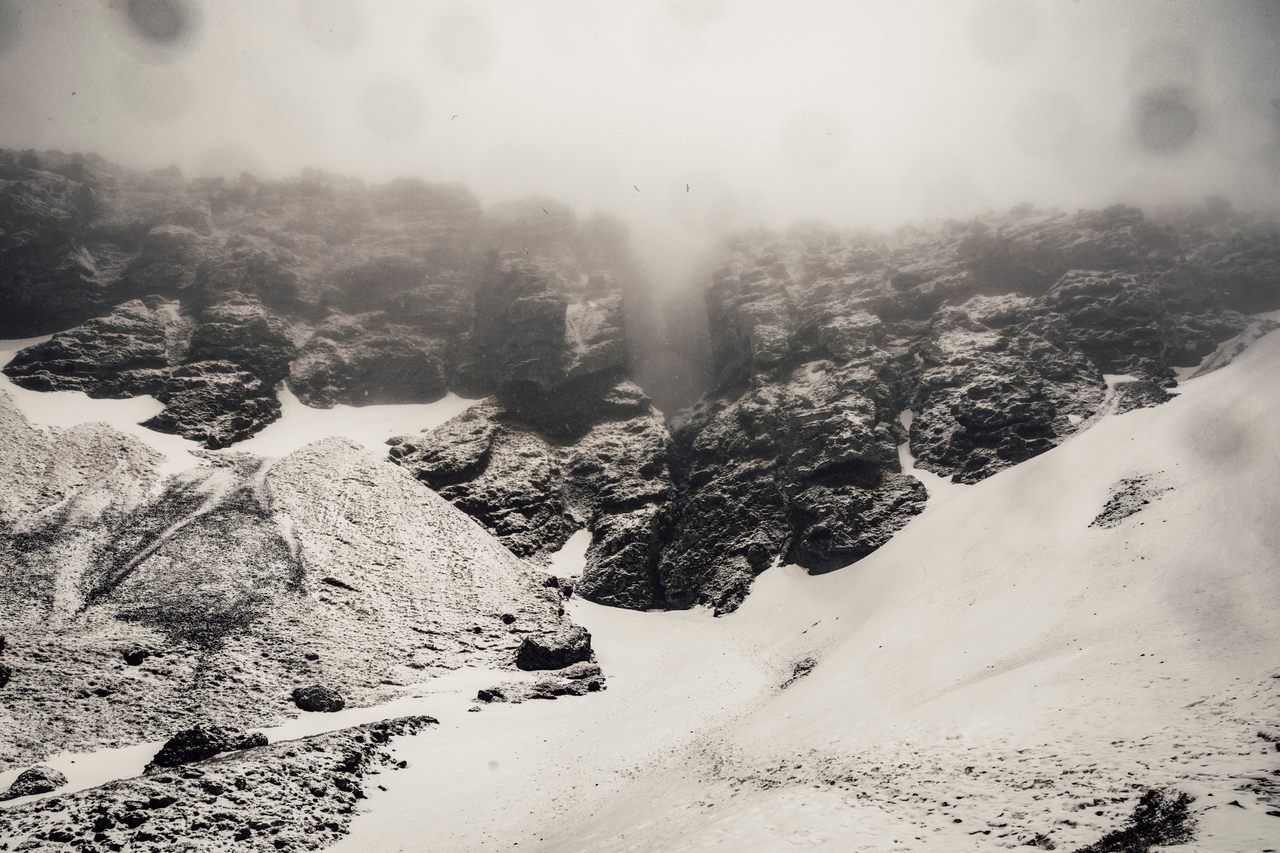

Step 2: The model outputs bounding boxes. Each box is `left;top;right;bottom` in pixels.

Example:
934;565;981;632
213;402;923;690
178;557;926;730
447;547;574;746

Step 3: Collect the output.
0;0;1278;293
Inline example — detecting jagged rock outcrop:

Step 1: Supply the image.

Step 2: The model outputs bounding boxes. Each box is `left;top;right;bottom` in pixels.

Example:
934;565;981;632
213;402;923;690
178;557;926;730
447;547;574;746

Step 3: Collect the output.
146;725;268;770
642;203;1277;609
288;313;449;407
515;625;593;671
0;149;642;445
390;380;673;609
0;716;436;852
5;149;1279;615
0;765;67;800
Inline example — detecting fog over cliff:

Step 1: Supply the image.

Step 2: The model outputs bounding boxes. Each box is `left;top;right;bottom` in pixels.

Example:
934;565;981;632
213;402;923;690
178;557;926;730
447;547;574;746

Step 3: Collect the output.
1;0;1278;293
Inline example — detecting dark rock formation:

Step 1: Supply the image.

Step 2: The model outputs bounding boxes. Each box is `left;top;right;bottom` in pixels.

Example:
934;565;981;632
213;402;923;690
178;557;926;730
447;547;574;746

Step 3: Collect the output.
0;716;435;852
147;725;268;771
5;150;1279;614
2;298;284;447
1072;788;1197;853
289;313;449;407
477;660;605;703
2;297;175;394
515;625;592;671
390;381;674;609
0;149;642;447
1090;473;1173;529
0;765;67;800
291;684;346;713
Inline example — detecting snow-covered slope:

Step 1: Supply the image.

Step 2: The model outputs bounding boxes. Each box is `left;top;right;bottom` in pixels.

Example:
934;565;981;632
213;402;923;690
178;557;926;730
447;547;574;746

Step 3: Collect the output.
334;328;1280;852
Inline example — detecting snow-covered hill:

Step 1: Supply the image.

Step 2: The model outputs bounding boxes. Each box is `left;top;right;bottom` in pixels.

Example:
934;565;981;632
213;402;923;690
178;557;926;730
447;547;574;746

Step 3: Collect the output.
330;325;1280;852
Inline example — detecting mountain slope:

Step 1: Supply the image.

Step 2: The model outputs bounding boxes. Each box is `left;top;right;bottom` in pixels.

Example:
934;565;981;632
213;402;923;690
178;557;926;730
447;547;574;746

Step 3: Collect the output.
0;388;578;771
332;324;1280;853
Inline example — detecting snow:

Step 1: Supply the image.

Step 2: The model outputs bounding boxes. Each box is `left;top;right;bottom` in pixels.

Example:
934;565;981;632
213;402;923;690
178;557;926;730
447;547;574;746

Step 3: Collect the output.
547;527;592;577
229;383;476;458
0;337;479;475
330;327;1280;852
0;666;528;810
4;326;1278;849
897;409;966;503
0;336;204;480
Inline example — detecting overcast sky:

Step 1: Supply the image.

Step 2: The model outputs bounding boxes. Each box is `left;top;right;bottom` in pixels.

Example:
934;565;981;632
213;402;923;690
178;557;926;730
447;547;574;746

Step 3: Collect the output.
1;1;1278;283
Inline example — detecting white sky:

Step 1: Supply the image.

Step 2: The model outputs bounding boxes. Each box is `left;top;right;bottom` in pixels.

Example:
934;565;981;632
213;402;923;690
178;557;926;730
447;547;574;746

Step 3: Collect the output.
0;0;1277;284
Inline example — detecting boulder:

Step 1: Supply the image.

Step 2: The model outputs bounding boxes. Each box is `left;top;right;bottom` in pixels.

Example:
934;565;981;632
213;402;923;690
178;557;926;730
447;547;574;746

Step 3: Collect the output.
146;725;268;770
291;684;346;713
0;766;67;800
515;625;593;671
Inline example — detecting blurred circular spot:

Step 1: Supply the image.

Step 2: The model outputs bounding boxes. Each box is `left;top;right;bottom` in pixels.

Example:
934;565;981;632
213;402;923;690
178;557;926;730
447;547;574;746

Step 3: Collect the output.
1127;41;1198;92
1010;89;1083;158
360;79;425;140
115;62;192;123
0;0;21;58
299;0;365;51
429;5;497;75
968;0;1039;65
1132;87;1198;155
780;112;848;171
196;146;263;178
124;0;200;46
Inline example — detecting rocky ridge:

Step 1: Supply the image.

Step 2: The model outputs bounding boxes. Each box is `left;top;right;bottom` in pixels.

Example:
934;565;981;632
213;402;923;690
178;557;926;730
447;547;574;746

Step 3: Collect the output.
0;387;579;770
0;716;435;852
0;151;638;448
4;150;1280;613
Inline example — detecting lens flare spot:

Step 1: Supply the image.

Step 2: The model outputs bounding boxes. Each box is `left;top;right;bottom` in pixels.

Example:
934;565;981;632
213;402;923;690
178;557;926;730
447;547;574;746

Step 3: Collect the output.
124;0;200;46
1132;87;1198;155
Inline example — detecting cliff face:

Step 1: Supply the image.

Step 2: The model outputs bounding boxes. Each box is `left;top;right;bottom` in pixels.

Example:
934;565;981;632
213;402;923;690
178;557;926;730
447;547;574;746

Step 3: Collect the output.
4;150;1279;614
0;152;637;447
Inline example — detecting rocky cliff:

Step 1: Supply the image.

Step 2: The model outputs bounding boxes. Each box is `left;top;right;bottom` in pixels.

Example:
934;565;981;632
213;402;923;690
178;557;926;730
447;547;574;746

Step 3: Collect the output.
4;150;1279;614
0;151;638;447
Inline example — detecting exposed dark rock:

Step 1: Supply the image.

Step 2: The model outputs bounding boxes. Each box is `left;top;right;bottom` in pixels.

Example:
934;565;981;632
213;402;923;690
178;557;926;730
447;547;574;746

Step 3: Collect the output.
143;360;281;448
0;716;435;851
4;150;1278;615
289;313;449;407
146;725;268;771
291;684;346;713
0;150;640;456
392;381;674;610
185;297;296;385
1112;379;1176;413
1091;473;1173;529
3;298;178;397
515;625;592;671
0;765;67;800
121;647;150;666
481;661;605;703
780;657;818;689
1072;788;1197;853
